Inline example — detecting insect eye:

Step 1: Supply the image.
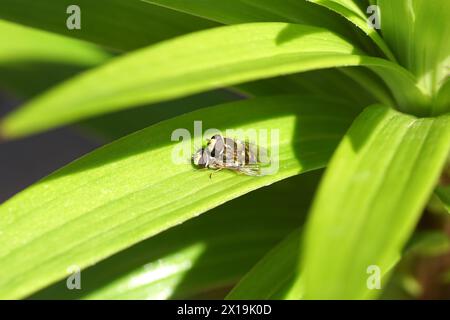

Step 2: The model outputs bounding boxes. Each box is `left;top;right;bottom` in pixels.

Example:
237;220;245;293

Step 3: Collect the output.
193;148;209;167
201;149;211;165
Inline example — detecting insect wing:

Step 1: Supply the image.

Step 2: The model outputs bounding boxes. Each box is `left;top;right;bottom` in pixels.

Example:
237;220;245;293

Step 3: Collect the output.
238;163;263;176
246;141;271;166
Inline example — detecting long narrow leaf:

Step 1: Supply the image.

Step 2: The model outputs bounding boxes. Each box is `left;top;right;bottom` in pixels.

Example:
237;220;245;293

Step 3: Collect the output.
378;0;450;102
79;91;240;141
147;0;390;108
0;0;216;51
226;230;301;300
0;20;110;98
228;106;450;300
307;0;396;61
436;186;450;214
0;95;359;299
298;105;450;299
146;0;358;41
29;172;321;299
0;23;423;139
227;223;450;300
434;78;450;116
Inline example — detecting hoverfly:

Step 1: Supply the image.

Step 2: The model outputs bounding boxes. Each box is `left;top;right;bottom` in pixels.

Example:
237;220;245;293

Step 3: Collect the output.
192;134;270;177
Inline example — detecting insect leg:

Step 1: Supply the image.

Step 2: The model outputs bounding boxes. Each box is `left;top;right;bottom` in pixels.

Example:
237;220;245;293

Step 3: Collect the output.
209;168;223;179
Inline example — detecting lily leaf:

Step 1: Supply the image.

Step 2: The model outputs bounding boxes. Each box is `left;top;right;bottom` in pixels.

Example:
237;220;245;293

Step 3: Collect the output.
306;0;396;61
227;229;450;300
0;95;359;299
146;0;359;41
378;0;450;102
299;105;450;299
228;105;450;299
146;0;391;107
226;230;301;300
29;171;321;299
434;77;450;116
78;91;240;141
0;22;422;139
0;19;111;98
436;186;450;213
0;0;216;51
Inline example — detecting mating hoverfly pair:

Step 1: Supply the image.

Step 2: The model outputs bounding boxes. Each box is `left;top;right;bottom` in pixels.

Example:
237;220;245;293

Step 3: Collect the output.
192;134;271;177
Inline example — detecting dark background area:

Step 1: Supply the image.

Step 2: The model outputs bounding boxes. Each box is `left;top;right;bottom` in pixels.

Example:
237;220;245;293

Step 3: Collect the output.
0;91;101;203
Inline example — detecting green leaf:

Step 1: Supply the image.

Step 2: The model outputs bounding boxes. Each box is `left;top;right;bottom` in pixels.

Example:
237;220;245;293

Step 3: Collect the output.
337;67;395;107
298;105;450;299
378;0;450;101
146;0;391;108
29;171;321;299
436;186;450;213
307;0;397;61
380;230;450;300
0;22;423;138
146;0;358;40
434;78;450;116
236;67;394;108
226;230;301;300
78;90;240;141
228;106;450;300
405;231;450;257
0;19;139;146
0;95;359;299
0;19;111;98
227;227;450;300
0;1;216;51
303;3;432;115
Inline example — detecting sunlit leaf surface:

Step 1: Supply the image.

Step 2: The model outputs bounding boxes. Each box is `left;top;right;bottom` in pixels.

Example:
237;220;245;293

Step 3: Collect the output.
0;95;359;298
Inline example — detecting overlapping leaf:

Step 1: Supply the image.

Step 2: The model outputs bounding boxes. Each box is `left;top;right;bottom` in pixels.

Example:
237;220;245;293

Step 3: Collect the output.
228;105;450;300
226;230;301;300
0;23;424;138
298;105;450;299
146;0;358;40
436;187;450;213
306;0;396;61
0;95;359;298
378;0;450;104
29;172;321;299
146;0;391;108
0;19;110;98
0;0;216;51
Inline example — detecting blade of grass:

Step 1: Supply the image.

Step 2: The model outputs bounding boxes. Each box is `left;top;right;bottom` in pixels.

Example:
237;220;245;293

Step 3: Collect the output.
0;22;424;139
0;95;359;299
0;0;216;51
